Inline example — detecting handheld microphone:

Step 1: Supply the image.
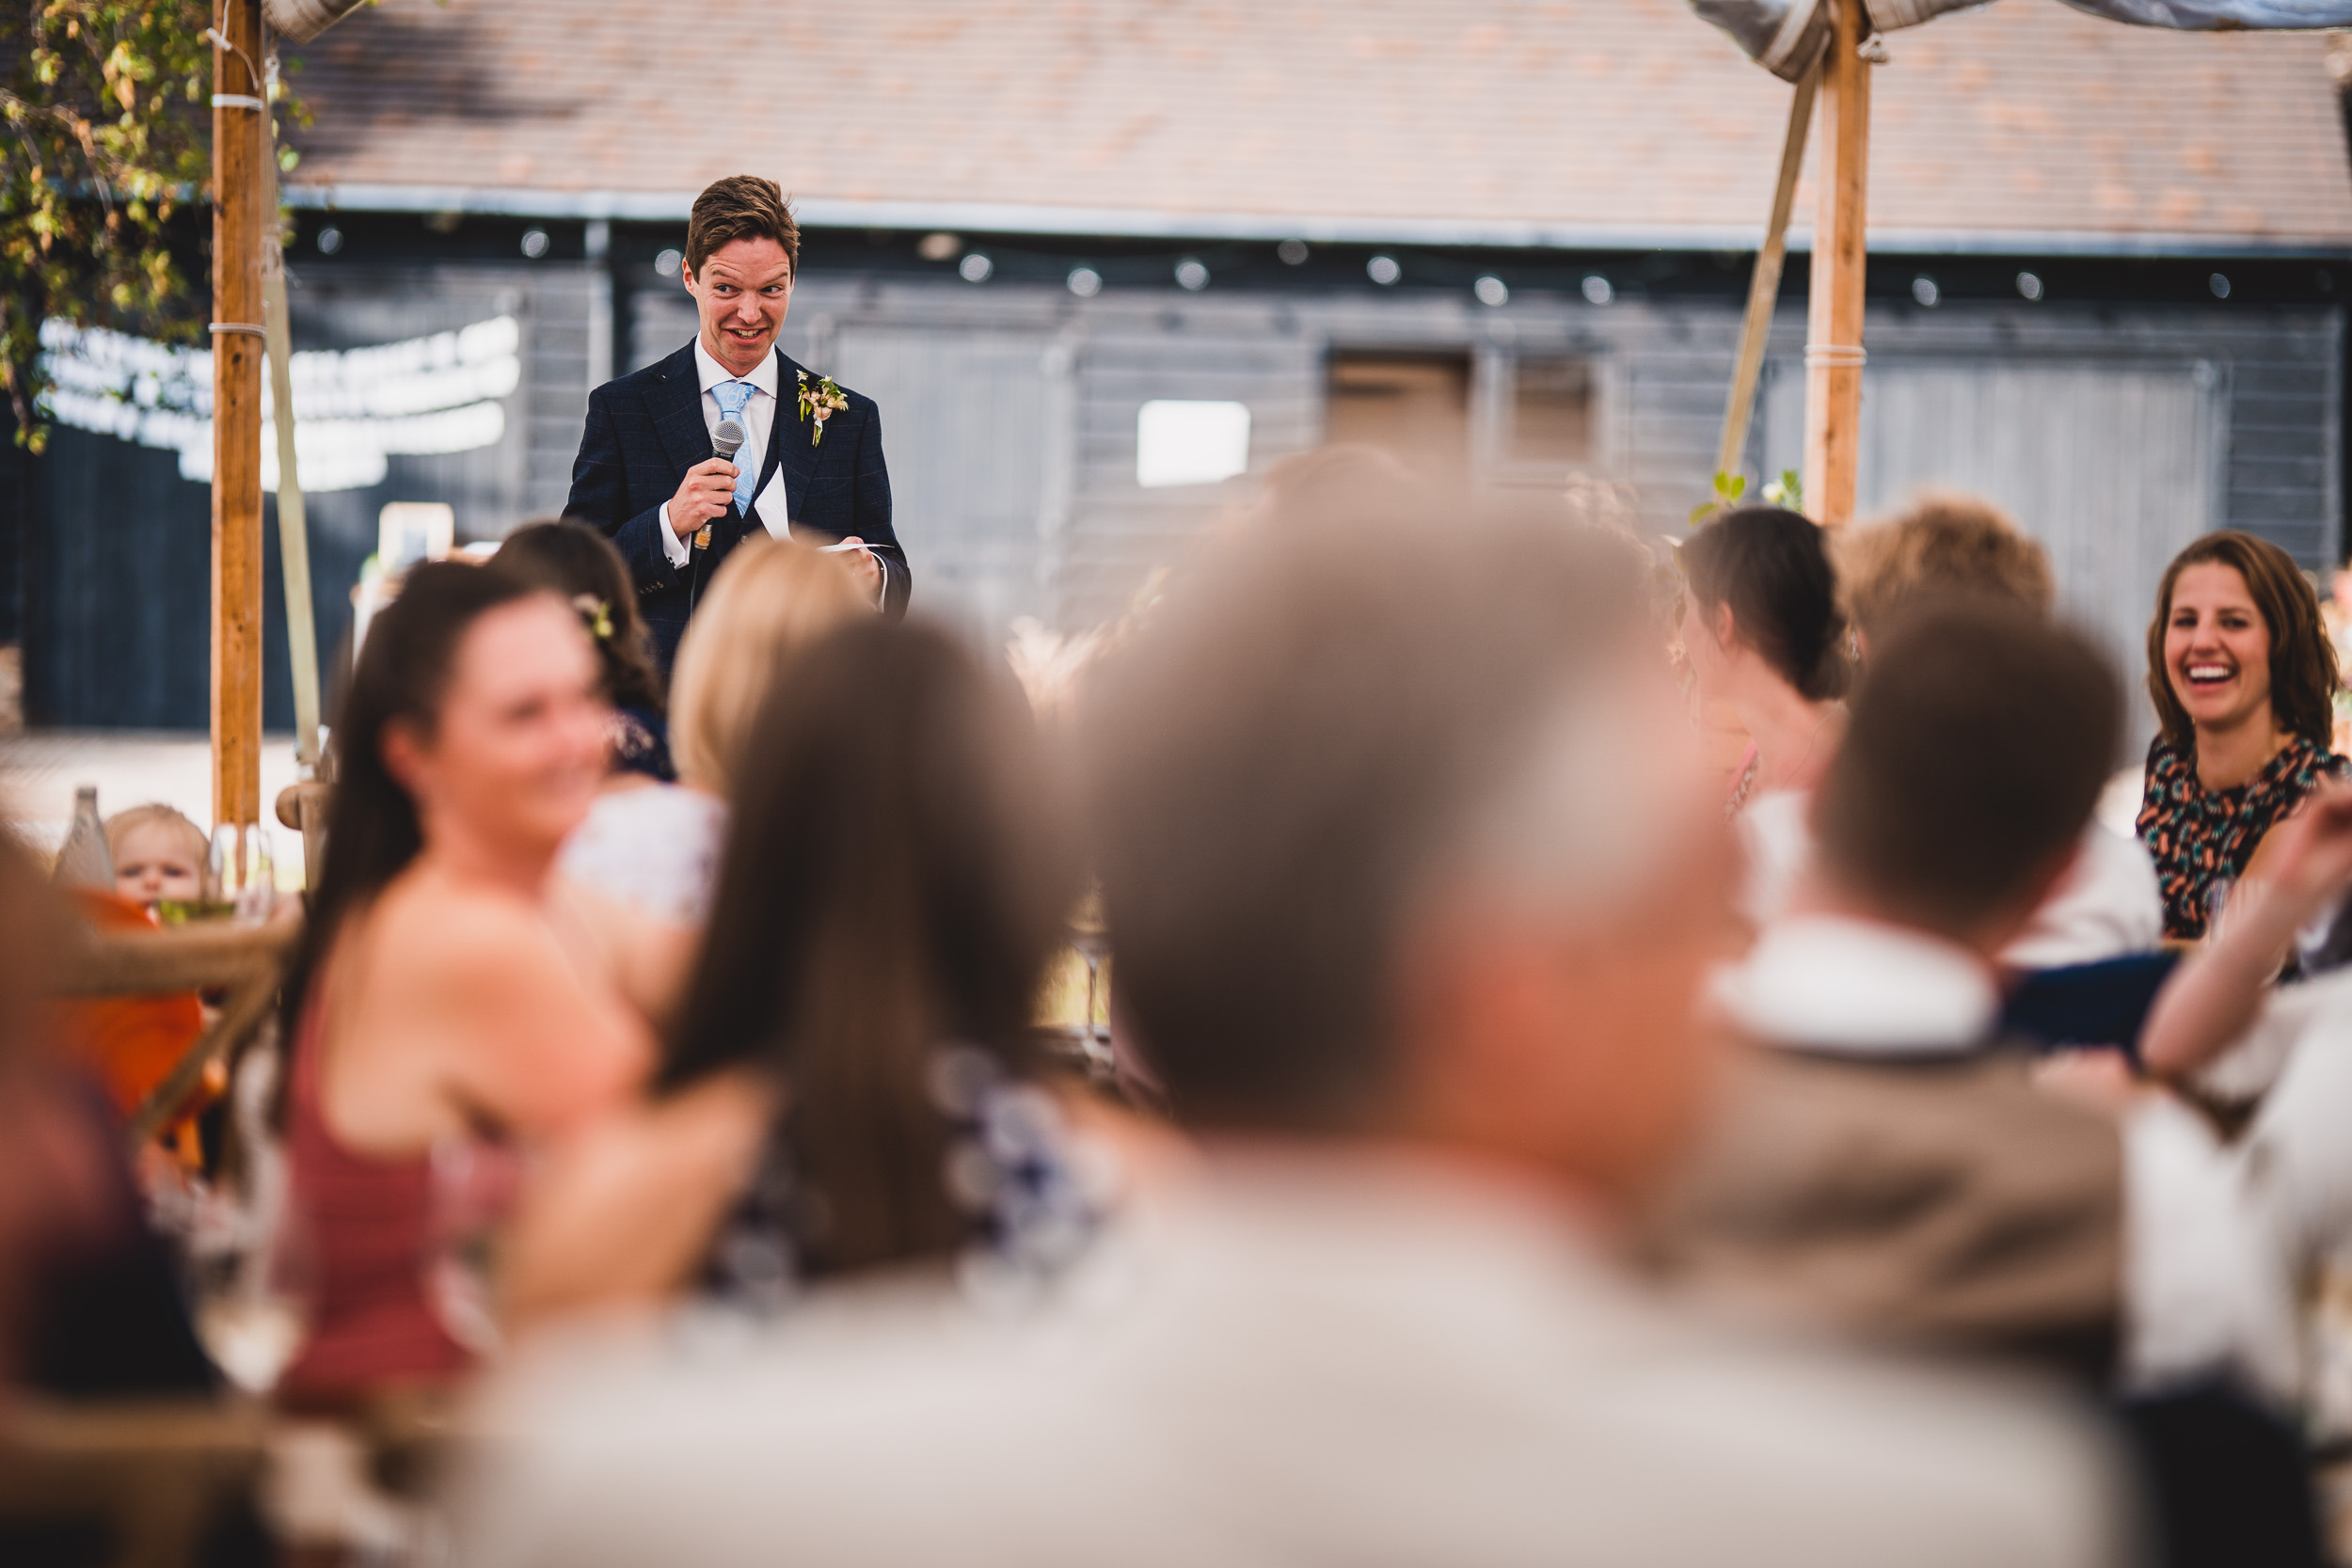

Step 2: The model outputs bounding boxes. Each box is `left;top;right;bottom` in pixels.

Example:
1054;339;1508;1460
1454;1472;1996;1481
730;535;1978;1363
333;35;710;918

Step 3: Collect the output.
696;419;748;552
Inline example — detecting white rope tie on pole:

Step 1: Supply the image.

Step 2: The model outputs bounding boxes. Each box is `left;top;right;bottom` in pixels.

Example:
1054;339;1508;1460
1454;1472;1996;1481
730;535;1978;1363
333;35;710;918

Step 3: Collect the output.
210;93;265;110
209;323;267;338
1804;342;1867;368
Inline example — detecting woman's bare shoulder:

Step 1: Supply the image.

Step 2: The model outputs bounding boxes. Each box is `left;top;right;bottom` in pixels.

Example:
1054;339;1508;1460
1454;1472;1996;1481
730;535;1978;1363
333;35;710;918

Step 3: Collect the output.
361;868;575;1000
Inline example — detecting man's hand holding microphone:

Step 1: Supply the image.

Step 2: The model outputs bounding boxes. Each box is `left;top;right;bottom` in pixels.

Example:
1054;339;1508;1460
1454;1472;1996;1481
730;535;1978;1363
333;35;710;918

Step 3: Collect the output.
666;415;882;598
668;419;748;549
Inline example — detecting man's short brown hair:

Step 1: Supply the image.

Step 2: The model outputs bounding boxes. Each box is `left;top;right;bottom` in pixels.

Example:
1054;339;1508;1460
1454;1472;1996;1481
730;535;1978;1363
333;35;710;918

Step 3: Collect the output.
686;175;801;278
1816;604;2119;939
1839;492;2056;642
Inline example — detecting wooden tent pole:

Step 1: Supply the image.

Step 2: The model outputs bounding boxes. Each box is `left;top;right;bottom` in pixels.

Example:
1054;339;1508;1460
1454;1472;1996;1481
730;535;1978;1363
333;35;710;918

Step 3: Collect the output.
1802;0;1872;528
1716;55;1821;483
211;0;267;838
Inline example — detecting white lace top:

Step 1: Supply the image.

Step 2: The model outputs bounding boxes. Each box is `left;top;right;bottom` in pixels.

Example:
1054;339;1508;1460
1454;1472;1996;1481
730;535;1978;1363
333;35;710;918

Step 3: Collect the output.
558;784;729;927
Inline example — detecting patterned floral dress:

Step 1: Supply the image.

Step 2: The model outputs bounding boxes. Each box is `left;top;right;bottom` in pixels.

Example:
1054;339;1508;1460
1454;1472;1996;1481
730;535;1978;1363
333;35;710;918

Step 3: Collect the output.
2137;732;2345;941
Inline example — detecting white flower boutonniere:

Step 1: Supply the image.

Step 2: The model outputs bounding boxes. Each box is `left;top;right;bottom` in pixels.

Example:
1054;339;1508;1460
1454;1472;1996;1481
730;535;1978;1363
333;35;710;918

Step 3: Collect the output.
797;370;850;446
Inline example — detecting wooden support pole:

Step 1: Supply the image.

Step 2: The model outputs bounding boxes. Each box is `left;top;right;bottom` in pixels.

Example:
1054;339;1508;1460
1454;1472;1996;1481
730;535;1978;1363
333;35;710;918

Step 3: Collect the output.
1802;0;1872;529
211;0;267;834
1717;55;1820;483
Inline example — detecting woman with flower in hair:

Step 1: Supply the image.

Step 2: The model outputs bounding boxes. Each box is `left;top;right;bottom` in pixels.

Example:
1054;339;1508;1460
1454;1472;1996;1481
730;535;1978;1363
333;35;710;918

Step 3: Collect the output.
2137;531;2345;942
496;520;674;783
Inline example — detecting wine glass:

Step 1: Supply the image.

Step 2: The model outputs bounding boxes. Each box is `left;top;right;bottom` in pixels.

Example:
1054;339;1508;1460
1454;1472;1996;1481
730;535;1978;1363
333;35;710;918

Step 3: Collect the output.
209;822;277;925
425;1133;524;1357
186;1045;313;1394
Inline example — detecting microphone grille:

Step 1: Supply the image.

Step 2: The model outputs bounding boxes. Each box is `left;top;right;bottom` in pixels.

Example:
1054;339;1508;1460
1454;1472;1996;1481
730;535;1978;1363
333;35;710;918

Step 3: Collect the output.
713;419;746;459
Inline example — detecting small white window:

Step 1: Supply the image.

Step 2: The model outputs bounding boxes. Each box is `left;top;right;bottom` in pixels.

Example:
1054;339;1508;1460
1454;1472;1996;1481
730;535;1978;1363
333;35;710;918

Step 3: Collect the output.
378;501;455;569
1136;400;1251;489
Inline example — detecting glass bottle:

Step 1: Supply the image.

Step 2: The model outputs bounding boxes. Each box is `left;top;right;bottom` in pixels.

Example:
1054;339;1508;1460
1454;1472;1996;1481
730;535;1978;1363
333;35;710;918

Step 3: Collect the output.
54;784;113;890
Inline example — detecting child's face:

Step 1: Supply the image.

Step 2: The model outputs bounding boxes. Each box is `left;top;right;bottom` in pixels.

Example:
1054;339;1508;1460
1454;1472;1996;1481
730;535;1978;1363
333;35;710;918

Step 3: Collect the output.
114;822;205;906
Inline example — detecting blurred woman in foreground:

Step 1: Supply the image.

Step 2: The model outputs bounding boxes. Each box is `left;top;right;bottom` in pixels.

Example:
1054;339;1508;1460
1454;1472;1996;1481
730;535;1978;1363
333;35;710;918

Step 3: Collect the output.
2137;531;2343;942
1677;504;1851;922
505;619;1087;1323
278;562;658;1400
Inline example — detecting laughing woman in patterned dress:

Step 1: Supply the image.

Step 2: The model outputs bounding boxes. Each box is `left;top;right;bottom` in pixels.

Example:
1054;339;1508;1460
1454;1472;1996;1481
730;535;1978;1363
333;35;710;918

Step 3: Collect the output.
2137;531;2344;941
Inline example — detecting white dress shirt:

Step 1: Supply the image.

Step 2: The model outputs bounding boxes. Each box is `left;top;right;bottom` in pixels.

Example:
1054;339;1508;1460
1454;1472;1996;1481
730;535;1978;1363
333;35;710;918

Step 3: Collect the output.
459;1155;2128;1568
1734;796;2164;970
656;339;789;569
2004;825;2166;971
1713;912;1999;1055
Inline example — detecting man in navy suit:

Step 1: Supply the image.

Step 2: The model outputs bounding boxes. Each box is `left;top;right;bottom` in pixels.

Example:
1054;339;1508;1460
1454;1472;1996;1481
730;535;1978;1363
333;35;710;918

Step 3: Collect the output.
566;175;909;673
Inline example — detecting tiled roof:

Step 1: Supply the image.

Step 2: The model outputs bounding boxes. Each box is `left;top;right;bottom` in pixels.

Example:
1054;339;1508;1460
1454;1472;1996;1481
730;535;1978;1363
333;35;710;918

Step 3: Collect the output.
282;0;2352;249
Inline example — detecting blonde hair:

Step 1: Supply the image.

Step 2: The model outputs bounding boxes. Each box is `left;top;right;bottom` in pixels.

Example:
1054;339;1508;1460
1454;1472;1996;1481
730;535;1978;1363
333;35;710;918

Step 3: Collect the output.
103;802;208;863
669;538;867;797
1839;491;2056;642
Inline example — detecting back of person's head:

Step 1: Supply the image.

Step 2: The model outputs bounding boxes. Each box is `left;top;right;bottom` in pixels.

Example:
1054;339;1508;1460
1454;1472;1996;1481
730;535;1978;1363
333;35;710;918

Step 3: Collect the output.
282;562;543;1038
1840;493;2056;643
495;520;665;717
1816;605;2120;942
1679;504;1850;700
2145;530;2337;750
668;537;866;798
664;618;1076;1279
1086;499;1706;1148
1234;445;1419;533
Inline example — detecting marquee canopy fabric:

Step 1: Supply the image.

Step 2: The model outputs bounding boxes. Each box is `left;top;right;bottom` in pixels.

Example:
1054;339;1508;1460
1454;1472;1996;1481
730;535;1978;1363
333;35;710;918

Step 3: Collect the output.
1695;0;2352;79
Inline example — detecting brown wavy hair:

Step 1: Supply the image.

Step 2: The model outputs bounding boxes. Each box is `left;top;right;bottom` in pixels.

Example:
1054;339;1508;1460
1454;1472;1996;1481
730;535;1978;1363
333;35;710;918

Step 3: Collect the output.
2145;531;2338;751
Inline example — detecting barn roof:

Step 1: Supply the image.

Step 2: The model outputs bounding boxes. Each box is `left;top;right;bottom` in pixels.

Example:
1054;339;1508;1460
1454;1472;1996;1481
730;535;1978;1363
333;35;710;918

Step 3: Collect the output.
281;0;2352;253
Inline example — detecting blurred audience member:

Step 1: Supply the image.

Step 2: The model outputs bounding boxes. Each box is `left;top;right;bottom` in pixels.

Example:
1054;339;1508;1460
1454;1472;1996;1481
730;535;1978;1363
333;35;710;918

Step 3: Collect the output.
1227;442;1415;535
1650;607;2132;1365
558;537;865;926
0;835;215;1401
1648;603;2306;1567
105;803;209;910
278;562;655;1402
1677;504;1851;924
495;520;675;784
457;506;2127;1568
504;618;1078;1325
1838;491;2054;638
2138;531;2344;941
1837;494;2162;970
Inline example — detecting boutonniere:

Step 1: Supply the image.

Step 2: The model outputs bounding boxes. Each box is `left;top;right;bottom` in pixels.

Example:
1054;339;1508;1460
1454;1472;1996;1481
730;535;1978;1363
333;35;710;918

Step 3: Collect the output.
797;370;850;446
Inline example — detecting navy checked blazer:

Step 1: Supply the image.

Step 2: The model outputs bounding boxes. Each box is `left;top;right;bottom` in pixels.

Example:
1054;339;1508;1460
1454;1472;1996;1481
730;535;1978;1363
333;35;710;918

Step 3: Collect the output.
565;341;911;673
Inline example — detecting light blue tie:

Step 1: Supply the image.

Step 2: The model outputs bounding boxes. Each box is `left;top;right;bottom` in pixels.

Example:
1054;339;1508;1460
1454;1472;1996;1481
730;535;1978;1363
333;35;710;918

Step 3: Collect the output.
711;380;758;515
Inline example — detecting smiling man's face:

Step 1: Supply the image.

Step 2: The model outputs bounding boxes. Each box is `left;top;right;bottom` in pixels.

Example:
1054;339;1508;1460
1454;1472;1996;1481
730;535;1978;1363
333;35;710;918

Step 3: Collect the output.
686;235;794;378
